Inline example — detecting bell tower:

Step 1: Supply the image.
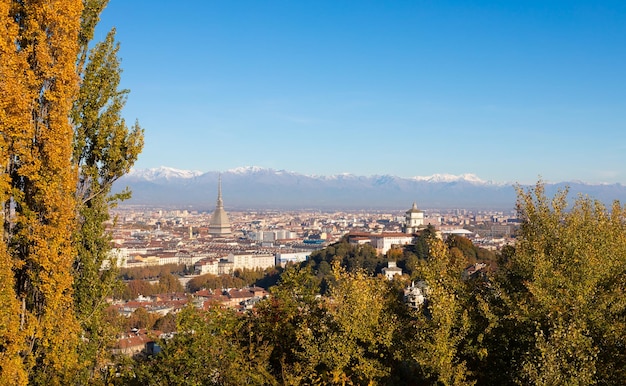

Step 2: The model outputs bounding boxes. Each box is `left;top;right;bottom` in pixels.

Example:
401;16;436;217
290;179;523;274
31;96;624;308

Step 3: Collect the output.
404;202;424;234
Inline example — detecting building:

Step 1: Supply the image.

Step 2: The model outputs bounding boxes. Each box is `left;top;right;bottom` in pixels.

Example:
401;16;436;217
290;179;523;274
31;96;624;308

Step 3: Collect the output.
404;202;424;233
177;251;208;267
404;281;428;309
222;287;270;309
463;262;488;280
112;329;163;358
276;251;309;266
225;252;275;272
347;231;415;255
194;258;220;275
371;233;415;255
382;261;403;279
208;175;232;236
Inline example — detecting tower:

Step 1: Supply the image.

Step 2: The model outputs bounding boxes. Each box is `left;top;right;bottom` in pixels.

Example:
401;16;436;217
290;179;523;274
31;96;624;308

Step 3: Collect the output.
404;202;424;234
208;174;232;236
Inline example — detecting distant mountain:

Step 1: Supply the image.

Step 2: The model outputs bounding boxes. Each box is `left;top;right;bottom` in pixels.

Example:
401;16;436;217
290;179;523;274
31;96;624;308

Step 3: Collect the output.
125;166;204;181
112;166;626;210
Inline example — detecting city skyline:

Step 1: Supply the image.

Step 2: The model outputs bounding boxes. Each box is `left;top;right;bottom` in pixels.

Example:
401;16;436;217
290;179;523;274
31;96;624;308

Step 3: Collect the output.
97;1;626;184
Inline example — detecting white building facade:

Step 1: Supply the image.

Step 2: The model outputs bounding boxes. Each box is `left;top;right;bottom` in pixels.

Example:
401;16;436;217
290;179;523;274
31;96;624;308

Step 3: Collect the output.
275;252;309;266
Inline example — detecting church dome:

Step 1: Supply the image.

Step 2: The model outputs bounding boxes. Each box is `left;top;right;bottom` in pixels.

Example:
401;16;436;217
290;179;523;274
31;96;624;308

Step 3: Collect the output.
406;202;423;214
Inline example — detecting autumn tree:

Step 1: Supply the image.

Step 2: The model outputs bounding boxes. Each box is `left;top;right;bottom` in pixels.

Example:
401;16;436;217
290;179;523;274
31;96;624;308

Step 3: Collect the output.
119;263;185;280
446;234;478;261
0;2;28;383
70;0;144;382
186;273;246;293
385;246;404;261
157;273;184;294
122;279;157;300
0;0;84;383
125;307;158;331
153;312;177;333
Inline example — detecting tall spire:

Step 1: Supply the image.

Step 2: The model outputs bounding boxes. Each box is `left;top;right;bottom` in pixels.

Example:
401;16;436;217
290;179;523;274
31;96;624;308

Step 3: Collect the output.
216;173;223;208
209;173;232;236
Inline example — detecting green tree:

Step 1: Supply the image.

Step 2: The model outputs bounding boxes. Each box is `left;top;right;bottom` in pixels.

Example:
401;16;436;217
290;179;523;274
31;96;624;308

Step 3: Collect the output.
234;267;268;285
122;305;275;386
251;265;322;384
494;183;626;385
70;1;144;382
294;263;397;385
408;239;475;386
413;224;437;259
307;239;383;283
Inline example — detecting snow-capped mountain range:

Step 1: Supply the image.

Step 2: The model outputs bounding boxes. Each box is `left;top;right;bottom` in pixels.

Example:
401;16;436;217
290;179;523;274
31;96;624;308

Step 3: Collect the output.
125;166;204;181
124;167;502;185
113;166;626;210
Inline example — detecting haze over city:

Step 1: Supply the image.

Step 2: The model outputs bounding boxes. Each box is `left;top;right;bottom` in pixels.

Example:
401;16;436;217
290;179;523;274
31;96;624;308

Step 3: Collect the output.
96;1;626;185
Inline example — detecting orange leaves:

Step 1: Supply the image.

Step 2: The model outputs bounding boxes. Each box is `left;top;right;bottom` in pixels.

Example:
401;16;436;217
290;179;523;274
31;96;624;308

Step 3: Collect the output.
1;0;84;383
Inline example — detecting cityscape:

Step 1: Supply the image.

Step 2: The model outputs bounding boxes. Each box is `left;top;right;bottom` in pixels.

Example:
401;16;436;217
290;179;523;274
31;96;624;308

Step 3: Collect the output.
2;1;626;384
107;177;519;354
111;192;518;273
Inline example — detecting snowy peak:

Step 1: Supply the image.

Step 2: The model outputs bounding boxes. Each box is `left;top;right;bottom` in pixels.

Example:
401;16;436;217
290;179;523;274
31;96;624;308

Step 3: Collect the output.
411;173;496;185
320;173;359;180
227;166;268;174
126;166;203;181
226;166;303;177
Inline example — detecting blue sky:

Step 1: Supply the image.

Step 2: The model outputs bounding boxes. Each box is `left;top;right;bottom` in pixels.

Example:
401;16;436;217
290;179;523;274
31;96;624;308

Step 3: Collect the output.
96;1;626;184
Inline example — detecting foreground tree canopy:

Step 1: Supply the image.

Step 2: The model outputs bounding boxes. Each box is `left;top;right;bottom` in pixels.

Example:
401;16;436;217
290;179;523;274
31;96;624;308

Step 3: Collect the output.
1;1;143;384
495;184;626;385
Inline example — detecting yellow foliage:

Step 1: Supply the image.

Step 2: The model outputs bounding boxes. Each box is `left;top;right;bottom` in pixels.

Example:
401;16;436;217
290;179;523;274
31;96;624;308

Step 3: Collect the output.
0;0;84;383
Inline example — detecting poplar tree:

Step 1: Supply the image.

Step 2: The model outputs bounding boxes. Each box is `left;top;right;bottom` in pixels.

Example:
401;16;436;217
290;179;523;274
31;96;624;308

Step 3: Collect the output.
0;0;84;384
1;1;142;383
0;2;29;382
71;0;143;382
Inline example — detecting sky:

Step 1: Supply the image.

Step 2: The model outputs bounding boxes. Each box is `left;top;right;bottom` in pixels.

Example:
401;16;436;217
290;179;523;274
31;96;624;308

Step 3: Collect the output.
95;0;626;184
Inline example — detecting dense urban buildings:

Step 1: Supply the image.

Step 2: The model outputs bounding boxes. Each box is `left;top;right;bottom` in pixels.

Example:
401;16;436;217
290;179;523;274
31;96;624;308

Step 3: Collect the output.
109;201;517;271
